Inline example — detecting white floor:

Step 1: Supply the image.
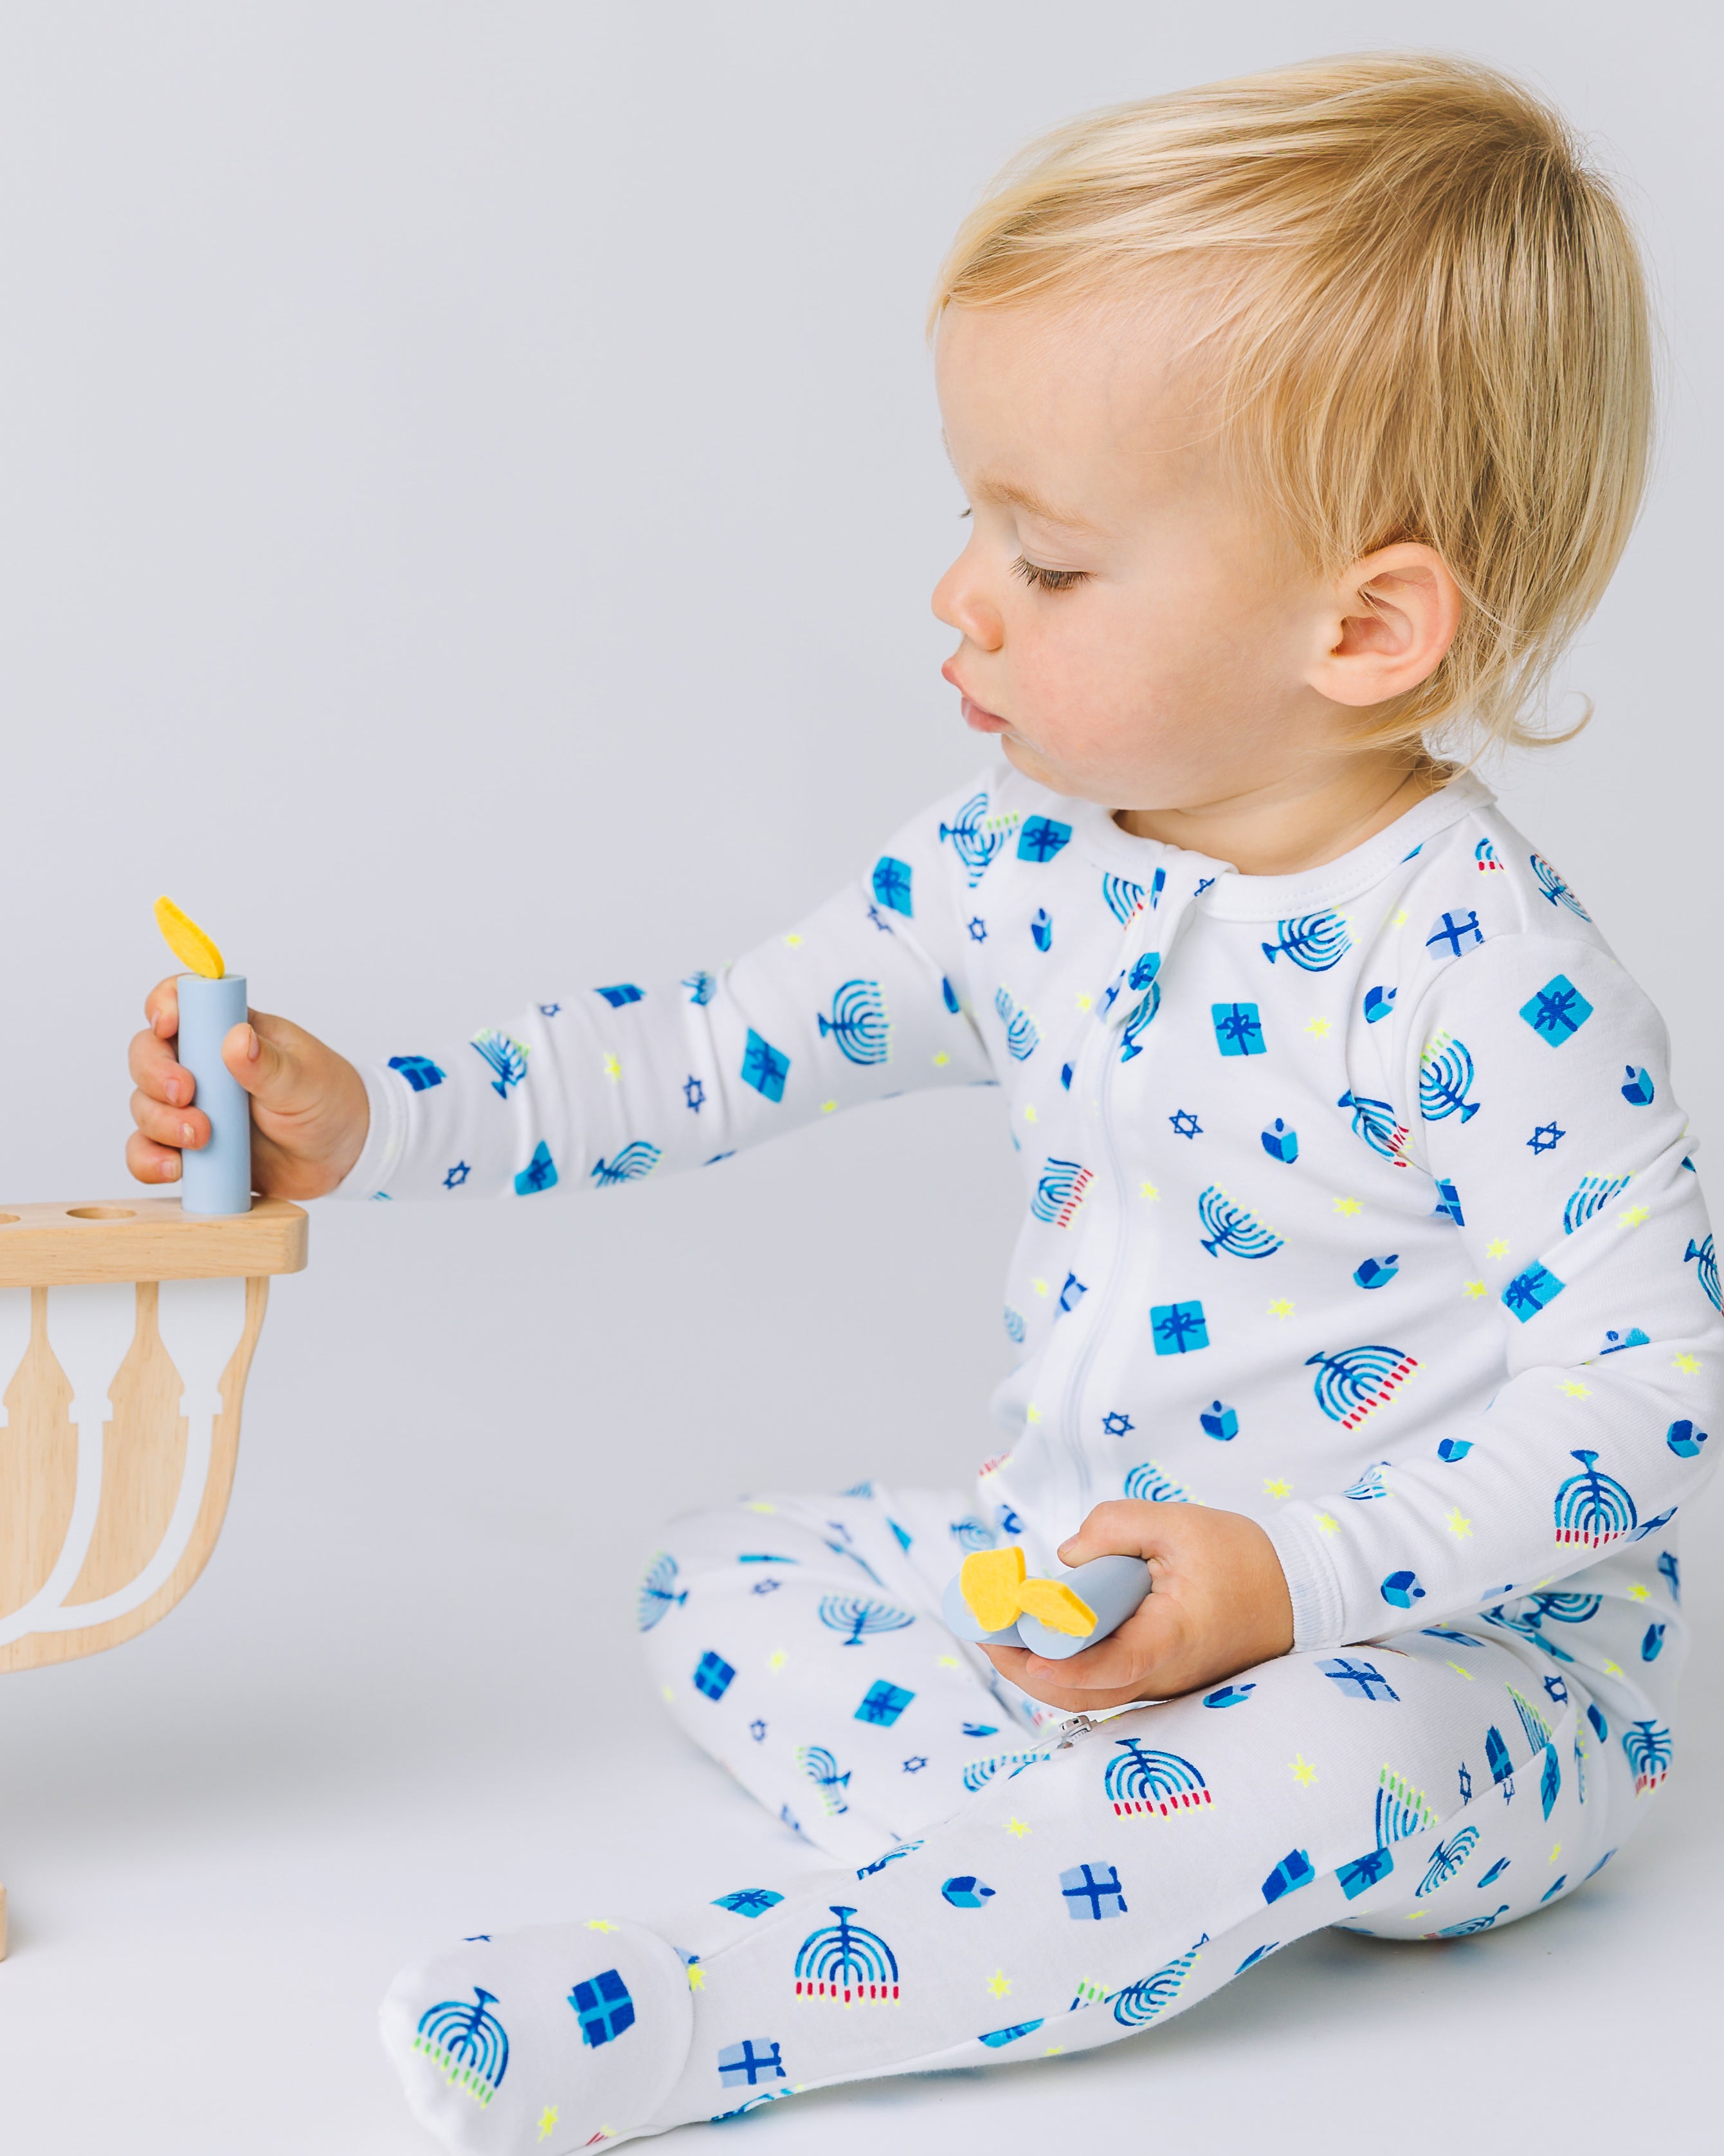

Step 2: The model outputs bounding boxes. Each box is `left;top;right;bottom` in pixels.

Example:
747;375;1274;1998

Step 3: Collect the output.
5;1471;1721;2155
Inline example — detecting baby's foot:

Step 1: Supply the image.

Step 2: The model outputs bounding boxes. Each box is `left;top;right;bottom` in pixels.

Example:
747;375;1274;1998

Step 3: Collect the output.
381;1916;694;2151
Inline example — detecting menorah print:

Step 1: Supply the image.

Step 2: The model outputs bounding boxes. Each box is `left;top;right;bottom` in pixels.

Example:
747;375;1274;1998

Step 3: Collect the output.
1527;1589;1602;1624
1106;1933;1208;2027
797;1744;852;1816
1507;1685;1553;1753
1196;1185;1284;1260
1119;972;1161;1061
1416;1825;1479;1896
1003;1304;1026;1344
1622;1718;1673;1794
590;1140;662;1187
1418;1032;1481;1124
1102;873;1145;926
949;1516;995;1552
938;792;1017;885
1336;1090;1411;1165
1031;1157;1093;1229
1474;838;1505;872
1375;1766;1439;1846
412;1987;510;2106
635;1551;686;1631
1435;1905;1509;1938
1305;1344;1419;1429
1553;1448;1638;1548
682;969;718;1005
816;1595;914;1647
1685;1233;1721;1313
818;978;891;1066
1563;1174;1632;1234
469;1028;529;1097
792;1905;900;2002
1123;1461;1191;1502
1260;910;1351;971
991;987;1040;1063
962;1751;1046;1793
1103;1739;1213;1818
1529;851;1592;919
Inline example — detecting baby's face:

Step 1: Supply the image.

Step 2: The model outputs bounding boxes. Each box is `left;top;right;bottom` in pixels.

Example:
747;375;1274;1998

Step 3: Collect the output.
932;298;1336;814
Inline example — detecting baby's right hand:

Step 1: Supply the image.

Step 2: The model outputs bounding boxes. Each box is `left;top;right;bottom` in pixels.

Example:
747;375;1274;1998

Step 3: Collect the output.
127;977;371;1200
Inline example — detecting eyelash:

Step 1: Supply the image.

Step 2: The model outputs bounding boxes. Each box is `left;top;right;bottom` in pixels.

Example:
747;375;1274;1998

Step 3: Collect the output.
957;507;1089;593
1012;556;1089;594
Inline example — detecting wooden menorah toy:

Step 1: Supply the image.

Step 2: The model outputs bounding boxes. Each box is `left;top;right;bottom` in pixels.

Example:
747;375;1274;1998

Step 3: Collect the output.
0;1194;307;1957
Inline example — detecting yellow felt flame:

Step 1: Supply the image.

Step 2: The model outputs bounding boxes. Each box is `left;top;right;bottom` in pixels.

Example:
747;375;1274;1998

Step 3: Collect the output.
958;1547;1097;1639
154;896;226;980
959;1547;1026;1633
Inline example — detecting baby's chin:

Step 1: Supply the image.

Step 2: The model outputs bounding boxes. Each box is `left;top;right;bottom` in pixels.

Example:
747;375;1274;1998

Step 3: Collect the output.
996;727;1118;808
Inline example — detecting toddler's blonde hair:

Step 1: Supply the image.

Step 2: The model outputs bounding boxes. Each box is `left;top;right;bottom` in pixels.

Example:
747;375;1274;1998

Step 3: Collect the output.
927;53;1654;758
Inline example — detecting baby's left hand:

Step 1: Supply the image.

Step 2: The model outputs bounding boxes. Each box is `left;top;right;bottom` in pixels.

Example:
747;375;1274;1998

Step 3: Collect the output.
979;1500;1294;1711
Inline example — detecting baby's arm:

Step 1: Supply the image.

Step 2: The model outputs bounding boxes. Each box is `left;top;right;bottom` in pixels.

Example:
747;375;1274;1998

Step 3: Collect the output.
1267;930;1723;1650
128;785;992;1201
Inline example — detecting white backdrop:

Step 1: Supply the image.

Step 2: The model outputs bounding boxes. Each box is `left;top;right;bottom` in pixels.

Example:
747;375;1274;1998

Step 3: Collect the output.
0;6;1718;2152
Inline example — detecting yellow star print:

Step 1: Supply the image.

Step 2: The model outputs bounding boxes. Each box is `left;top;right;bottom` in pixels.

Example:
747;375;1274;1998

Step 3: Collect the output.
1446;1508;1473;1539
1603;1659;1624;1677
1289;1754;1318;1786
988;1968;1013;1998
1024;1104;1039;1124
1033;1277;1050;1297
1392;907;1410;928
1550;1843;1562;1863
1485;1238;1509;1259
932;1050;951;1066
687;1964;705;1991
767;1650;788;1672
586;1918;619;1933
538;2108;559;2141
1264;1477;1291;1498
1334;1196;1361;1216
1674;1353;1701;1375
1304;1017;1332;1038
1619;1205;1649;1227
660;1683;675;1704
1076;993;1094;1012
1139;1182;1160;1200
1629;1583;1649;1602
1006;1816;1030;1838
1463;1280;1487;1299
783;932;804;948
603;1053;621;1082
1314;1513;1339;1537
1559;1381;1590;1399
821;1099;839;1113
1026;1403;1042;1423
1268;1298;1295;1318
936;1654;961;1669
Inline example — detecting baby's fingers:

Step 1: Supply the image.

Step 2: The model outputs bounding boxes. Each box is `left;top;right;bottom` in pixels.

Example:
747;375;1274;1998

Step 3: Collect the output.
127;1129;183;1185
143;975;181;1039
130;1086;208;1154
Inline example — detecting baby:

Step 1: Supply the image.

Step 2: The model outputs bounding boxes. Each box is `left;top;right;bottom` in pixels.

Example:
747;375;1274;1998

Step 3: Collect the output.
127;51;1720;2153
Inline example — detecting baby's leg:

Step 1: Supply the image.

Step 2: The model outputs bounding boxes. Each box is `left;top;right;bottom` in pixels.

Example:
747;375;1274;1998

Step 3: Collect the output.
635;1488;1048;1859
383;1625;1633;2150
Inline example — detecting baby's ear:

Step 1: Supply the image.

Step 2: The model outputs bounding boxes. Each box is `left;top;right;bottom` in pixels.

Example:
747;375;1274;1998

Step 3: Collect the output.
1308;542;1463;708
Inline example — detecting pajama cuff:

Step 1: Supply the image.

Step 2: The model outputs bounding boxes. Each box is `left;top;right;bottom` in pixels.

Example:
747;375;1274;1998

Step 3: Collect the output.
1262;1510;1349;1654
327;1064;408;1200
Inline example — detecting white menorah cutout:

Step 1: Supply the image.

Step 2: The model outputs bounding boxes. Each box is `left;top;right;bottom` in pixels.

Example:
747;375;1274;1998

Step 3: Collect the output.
0;1195;307;1957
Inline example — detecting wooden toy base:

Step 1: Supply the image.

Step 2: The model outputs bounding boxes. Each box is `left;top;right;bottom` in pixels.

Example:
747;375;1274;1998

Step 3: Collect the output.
0;1196;307;1960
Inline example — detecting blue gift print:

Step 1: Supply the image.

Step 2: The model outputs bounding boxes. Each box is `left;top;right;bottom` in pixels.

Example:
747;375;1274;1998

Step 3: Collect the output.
387;1054;444;1092
1502;1261;1566;1320
1518;974;1594;1044
694;1650;736;1700
1150;1300;1210;1355
594;983;644;1008
569;1969;634;2048
513;1141;558;1195
1212;1002;1266;1056
871;856;913;917
741;1029;790;1102
855;1681;914;1726
1017;815;1072;863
